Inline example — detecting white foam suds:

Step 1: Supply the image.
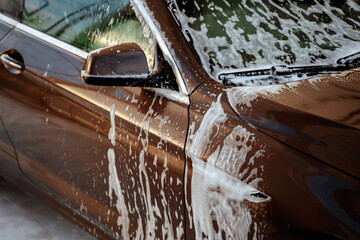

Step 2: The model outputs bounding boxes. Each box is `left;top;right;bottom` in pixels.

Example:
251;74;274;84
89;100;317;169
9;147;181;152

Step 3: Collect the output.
108;104;116;146
191;158;255;240
188;94;227;158
107;104;130;238
107;148;130;238
170;0;360;83
104;93;181;239
138;95;178;239
226;83;294;110
186;94;267;239
208;125;265;188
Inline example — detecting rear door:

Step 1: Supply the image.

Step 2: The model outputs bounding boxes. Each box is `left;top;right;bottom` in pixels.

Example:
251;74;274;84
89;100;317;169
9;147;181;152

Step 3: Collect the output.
0;0;187;238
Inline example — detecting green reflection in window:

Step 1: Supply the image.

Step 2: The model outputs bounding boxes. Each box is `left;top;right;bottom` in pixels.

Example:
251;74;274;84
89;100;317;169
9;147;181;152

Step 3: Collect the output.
23;0;155;70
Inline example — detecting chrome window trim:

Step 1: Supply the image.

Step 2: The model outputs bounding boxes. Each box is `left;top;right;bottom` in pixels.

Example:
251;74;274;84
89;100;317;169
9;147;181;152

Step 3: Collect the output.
133;0;190;96
16;23;88;59
0;13;18;27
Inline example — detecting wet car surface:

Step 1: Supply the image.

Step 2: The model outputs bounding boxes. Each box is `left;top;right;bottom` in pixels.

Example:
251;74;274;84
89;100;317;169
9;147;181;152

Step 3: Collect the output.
0;0;359;239
0;177;95;240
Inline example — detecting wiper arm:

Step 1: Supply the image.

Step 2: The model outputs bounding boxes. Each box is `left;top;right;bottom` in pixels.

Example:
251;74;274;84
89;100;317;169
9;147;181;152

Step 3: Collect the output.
336;51;360;65
219;63;360;86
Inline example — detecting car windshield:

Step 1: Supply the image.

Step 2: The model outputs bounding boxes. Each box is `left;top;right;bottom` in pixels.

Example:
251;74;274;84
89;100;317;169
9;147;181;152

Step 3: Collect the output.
167;0;360;85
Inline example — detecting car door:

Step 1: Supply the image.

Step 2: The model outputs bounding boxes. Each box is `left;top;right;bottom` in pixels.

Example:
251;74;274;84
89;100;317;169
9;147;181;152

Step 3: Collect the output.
0;0;187;238
0;1;21;163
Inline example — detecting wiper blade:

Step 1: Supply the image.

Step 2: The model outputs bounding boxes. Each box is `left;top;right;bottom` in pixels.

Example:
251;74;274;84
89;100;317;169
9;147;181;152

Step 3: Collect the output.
336;51;360;65
219;63;360;86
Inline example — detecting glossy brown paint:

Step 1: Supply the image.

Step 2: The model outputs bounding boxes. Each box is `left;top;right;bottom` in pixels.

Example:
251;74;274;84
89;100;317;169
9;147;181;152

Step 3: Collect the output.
147;0;360;236
0;115;16;160
186;80;360;239
0;0;359;239
0;26;187;238
0;20;15;159
147;0;360;237
184;82;272;239
228;70;360;181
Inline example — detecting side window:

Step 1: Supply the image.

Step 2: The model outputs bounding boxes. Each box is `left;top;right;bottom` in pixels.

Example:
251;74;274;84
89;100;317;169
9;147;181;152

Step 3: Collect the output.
22;0;156;70
0;0;23;20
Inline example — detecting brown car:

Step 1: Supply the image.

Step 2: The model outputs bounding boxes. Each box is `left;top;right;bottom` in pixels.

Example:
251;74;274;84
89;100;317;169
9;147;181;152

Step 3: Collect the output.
0;0;359;239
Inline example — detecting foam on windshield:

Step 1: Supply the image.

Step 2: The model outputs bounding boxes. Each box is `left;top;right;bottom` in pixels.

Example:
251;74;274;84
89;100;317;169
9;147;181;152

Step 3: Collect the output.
167;0;360;85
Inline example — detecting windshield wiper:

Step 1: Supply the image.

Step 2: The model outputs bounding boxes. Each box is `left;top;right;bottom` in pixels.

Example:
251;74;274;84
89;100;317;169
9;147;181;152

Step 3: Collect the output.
336;51;360;65
220;61;360;86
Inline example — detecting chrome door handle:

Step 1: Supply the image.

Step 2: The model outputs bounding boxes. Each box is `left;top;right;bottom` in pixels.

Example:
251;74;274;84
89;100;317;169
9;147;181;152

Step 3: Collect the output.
0;53;24;74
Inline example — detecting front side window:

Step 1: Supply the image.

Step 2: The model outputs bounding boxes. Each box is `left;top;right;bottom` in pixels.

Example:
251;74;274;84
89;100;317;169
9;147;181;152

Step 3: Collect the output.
23;0;156;70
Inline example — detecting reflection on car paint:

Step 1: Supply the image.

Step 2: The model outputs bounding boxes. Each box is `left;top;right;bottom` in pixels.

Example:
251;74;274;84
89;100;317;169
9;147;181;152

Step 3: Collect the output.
107;104;130;238
186;94;269;239
0;0;359;238
105;95;184;239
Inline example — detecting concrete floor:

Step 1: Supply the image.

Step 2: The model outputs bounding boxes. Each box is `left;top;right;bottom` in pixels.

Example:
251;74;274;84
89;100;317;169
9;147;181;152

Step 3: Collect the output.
0;178;95;240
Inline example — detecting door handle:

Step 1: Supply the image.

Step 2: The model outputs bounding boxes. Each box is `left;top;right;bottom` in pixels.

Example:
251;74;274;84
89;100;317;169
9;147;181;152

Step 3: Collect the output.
0;53;24;75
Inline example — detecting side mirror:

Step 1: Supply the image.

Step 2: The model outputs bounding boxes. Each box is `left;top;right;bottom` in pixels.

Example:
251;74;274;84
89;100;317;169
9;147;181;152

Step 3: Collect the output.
81;43;152;86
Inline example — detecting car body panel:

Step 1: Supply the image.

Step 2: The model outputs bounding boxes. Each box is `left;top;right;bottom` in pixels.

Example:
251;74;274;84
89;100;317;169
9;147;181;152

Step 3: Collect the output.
0;16;17;160
185;79;360;239
0;18;13;40
0;0;359;239
0;114;16;160
227;69;360;181
0;23;187;238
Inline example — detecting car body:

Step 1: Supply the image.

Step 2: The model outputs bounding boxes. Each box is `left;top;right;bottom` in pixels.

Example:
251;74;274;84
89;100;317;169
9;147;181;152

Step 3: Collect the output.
0;0;359;239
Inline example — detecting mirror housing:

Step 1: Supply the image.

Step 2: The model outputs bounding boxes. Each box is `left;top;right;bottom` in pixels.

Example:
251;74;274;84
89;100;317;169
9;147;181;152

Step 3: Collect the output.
81;43;151;86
